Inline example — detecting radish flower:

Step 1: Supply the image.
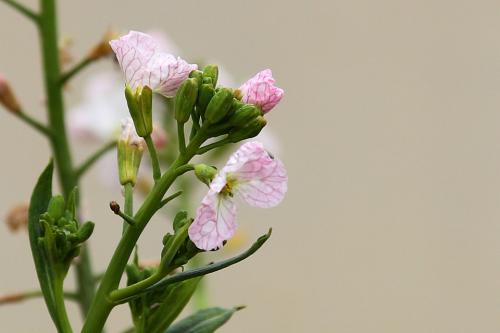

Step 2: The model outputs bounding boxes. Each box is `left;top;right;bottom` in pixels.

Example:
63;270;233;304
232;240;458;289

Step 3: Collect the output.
188;141;288;250
239;69;284;113
109;31;197;97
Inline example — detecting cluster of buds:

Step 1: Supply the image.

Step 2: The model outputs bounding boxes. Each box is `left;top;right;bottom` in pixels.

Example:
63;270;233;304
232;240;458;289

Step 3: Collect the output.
38;192;94;275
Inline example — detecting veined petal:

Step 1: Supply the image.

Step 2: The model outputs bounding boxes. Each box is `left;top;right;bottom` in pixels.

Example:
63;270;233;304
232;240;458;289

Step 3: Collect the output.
188;191;237;251
224;141;288;208
239;69;284;113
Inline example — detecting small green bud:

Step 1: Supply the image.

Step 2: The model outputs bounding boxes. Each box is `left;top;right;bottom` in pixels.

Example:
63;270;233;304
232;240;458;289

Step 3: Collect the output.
173;211;189;232
175;78;199;124
47;195;65;220
189;70;204;86
202;77;213;85
205;88;234;124
229;104;262;128
125;85;153;137
203;64;219;87
118;119;144;186
197;83;215;118
194;164;217;186
75;221;95;243
228;116;267;143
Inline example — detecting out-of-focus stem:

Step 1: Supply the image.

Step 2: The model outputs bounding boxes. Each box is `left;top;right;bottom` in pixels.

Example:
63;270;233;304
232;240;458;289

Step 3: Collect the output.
1;0;39;22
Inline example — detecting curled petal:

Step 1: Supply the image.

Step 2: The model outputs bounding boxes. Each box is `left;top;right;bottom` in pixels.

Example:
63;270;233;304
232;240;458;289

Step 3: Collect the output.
239;69;284;113
109;31;197;97
188;191;237;251
222;141;288;208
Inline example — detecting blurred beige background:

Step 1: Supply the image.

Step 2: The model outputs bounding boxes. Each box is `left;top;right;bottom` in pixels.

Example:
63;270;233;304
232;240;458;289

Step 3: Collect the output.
2;0;500;332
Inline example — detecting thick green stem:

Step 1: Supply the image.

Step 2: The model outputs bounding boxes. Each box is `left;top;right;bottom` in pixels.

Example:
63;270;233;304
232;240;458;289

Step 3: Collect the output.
53;276;73;333
177;122;186;154
81;133;206;333
38;0;95;316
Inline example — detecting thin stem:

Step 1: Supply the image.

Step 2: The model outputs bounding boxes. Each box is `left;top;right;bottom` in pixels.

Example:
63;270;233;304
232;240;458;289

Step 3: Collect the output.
13;111;53;137
1;0;39;22
39;0;95;315
75;141;116;179
177;122;186;154
81;131;207;333
53;276;73;333
144;135;161;181
59;57;92;85
197;137;231;155
0;290;78;305
123;183;134;232
158;191;183;210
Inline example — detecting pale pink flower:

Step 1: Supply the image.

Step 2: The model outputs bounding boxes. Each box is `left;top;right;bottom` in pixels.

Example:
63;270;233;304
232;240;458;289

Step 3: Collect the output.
188;141;288;250
239;69;284;113
109;31;197;97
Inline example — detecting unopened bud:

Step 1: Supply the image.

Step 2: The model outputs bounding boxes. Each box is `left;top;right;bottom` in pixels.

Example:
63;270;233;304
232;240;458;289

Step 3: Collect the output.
47;195;65;220
203;64;219;87
227;116;267;143
229;104;262;128
109;201;121;214
194;164;217;186
189;70;204;86
5;203;28;233
205;88;234;124
125;85;153;137
174;78;198;124
0;75;21;113
197;83;215;119
74;221;94;243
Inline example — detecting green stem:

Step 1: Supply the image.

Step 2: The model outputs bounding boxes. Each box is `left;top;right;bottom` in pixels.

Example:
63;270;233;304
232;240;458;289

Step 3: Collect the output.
13;110;53;137
123;183;134;233
177;122;186;154
145;135;161;181
81;132;207;333
75;141;116;180
158;191;183;210
38;0;95;316
1;0;39;22
53;276;73;333
59;57;92;85
197;137;231;155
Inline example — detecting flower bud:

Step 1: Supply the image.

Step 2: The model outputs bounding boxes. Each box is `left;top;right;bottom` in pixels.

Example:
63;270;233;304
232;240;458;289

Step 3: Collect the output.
229;104;262;128
125;85;153;137
204;88;234;124
194;164;217;186
174;78;198;124
203;64;219;87
47;195;66;220
196;83;215;118
189;70;204;86
74;221;95;243
0;74;21;113
239;69;284;113
118;118;145;186
227;116;267;143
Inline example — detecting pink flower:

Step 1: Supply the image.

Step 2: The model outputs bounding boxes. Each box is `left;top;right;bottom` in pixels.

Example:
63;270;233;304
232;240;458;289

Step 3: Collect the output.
109;31;197;97
239;69;284;113
188;141;288;250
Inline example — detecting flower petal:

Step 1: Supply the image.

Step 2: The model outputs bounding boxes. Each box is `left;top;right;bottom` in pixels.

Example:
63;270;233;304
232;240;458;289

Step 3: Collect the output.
223;141;288;208
188;191;237;251
239;69;284;113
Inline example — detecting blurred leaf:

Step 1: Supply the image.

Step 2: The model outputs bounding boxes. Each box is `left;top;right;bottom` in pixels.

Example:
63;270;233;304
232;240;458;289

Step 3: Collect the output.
147;277;202;333
28;161;59;327
166;307;242;333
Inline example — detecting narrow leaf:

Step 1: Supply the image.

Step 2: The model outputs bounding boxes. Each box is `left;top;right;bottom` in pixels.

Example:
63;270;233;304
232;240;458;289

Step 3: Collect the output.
28;161;59;324
147;277;202;333
166;307;242;333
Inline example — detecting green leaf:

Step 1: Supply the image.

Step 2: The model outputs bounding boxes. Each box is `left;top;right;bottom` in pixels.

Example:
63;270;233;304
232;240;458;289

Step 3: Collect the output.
28;161;59;326
147;277;202;333
166;307;242;333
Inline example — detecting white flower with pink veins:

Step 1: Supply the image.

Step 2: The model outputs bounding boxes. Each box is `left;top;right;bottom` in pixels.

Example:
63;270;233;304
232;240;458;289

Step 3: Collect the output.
189;141;288;251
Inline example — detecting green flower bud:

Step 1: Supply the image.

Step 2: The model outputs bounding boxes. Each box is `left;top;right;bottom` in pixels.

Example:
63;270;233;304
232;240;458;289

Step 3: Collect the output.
205;88;234;124
125;85;153;137
189;70;204;86
227;116;267;143
75;221;95;243
202;77;213;85
197;83;216;118
203;64;219;87
47;195;65;220
175;78;199;124
194;164;217;186
229;104;262;128
173;211;189;232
